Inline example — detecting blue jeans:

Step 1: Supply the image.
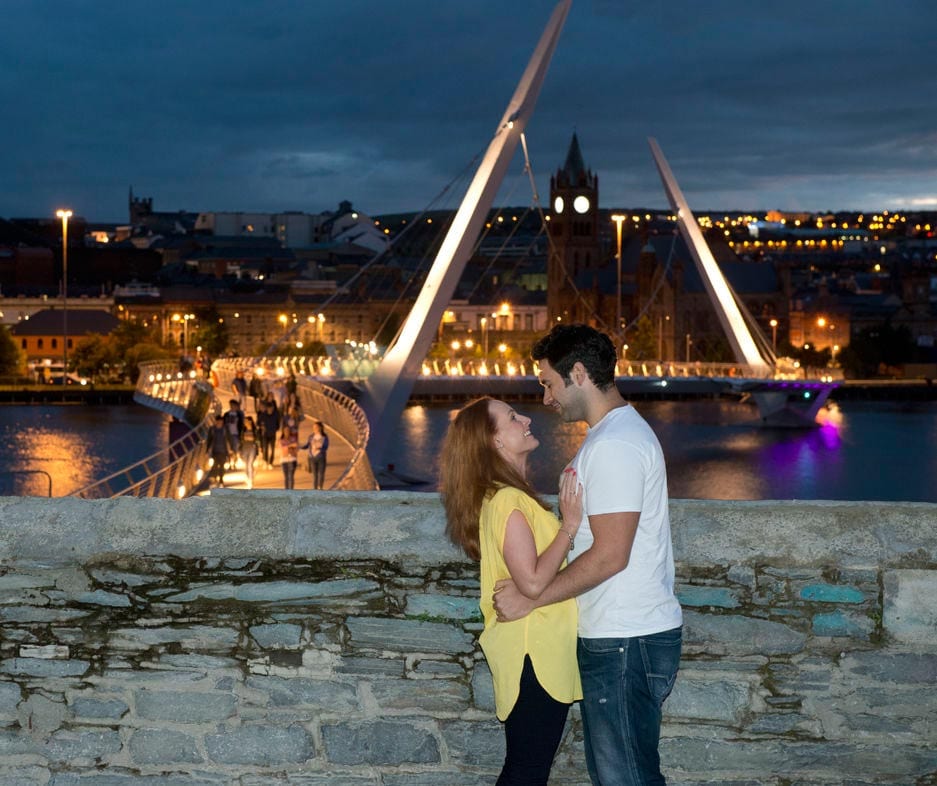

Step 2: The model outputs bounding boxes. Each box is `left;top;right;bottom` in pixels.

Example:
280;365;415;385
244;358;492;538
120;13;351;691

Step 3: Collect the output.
577;627;682;786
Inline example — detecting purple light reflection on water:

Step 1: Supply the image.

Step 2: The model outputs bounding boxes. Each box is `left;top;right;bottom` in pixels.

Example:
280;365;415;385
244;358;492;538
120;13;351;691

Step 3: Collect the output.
384;398;937;502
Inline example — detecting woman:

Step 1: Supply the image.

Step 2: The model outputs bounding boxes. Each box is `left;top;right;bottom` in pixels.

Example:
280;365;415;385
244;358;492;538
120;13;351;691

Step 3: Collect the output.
307;421;329;490
279;426;299;490
241;415;259;490
440;397;582;786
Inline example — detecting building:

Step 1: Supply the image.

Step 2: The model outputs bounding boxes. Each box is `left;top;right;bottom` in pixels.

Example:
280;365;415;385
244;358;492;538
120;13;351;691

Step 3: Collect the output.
546;133;601;324
10;308;120;366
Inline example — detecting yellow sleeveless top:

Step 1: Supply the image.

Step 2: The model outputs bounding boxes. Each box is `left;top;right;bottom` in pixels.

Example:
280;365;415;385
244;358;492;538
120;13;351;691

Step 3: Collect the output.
478;486;582;720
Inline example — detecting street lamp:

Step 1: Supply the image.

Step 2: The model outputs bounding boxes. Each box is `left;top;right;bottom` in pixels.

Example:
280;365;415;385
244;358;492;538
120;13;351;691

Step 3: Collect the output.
769;318;778;354
685;333;692;363
480;316;488;358
56;209;72;376
172;313;195;355
657;314;670;360
611;214;626;347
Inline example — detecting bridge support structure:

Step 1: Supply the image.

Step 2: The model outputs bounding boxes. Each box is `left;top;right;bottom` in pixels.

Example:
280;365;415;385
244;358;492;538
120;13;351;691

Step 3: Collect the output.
360;1;571;468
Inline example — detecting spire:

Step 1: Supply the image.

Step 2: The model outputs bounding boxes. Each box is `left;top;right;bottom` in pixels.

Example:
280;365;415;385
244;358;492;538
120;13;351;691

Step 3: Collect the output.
562;132;587;182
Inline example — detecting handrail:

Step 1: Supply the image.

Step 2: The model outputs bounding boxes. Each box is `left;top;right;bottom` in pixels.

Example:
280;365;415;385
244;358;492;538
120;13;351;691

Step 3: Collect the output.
69;362;219;499
217;353;844;385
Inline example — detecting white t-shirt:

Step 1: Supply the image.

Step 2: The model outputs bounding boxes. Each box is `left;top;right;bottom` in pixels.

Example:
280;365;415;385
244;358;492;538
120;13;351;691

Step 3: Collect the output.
569;404;683;638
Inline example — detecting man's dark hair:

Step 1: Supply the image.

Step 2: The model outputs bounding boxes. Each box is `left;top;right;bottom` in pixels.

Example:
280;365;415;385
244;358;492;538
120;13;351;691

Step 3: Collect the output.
531;323;617;390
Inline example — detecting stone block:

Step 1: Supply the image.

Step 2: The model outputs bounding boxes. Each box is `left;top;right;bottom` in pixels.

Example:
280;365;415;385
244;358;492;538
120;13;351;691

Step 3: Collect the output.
383;775;490;786
109;625;239;651
50;772;228;785
205;724;313;765
799;583;866;603
884;569;937;643
0;682;21;720
0;767;50;785
346;616;475;654
409;659;464;677
134;690;236;723
2;657;89;678
682;610;806;656
129;728;202;764
18;692;67;735
245;675;358;711
156;654;240;672
249;622;303;649
43;728;122;762
75;589;132;607
405;593;481;620
369;677;470;713
163;578;381;603
676;585;741;608
337;656;405;677
438;719;504;766
845;651;937;684
0;607;88;623
0;573;49;590
70;697;129;720
470;662;496;713
664;674;751;724
0;729;35;755
811;610;874;638
322;720;439;765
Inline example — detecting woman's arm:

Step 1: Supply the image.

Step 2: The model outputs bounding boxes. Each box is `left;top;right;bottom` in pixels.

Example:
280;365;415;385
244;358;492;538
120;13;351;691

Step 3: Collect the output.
501;471;582;599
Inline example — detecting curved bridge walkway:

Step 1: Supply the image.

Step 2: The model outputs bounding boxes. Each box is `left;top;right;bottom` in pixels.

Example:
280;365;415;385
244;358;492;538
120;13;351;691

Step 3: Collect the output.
72;359;376;500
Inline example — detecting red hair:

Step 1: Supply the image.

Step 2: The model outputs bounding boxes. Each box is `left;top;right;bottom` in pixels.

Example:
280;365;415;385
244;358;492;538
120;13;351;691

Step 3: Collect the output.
439;397;547;561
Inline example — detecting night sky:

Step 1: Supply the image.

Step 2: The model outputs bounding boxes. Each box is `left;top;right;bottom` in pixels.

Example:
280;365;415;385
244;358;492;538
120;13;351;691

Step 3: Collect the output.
2;0;936;222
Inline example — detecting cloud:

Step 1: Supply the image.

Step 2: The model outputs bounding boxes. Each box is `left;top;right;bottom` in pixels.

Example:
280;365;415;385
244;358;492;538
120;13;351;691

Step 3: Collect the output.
1;1;936;220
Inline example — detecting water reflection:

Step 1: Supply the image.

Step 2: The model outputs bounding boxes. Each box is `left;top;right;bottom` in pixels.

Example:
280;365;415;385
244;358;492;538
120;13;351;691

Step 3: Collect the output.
383;399;937;502
0;407;170;497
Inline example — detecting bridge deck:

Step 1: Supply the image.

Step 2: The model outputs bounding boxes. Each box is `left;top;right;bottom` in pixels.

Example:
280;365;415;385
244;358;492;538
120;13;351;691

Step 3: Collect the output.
196;403;357;495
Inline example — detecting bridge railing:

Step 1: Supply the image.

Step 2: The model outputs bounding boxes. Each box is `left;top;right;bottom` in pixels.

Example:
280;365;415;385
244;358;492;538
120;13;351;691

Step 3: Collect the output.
261;353;844;384
212;358;378;491
70;362;219;499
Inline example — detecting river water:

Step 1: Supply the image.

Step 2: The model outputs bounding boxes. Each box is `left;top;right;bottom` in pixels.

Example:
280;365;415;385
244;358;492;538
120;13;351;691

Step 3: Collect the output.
1;399;935;501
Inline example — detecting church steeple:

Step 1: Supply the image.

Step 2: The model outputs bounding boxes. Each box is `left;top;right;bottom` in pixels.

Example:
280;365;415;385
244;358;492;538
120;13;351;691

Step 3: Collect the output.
562;132;588;184
547;132;600;324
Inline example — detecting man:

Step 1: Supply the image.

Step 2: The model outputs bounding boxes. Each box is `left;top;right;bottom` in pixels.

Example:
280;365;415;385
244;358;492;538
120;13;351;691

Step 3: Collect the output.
257;398;281;469
493;323;682;786
222;399;245;465
232;370;248;409
206;414;230;487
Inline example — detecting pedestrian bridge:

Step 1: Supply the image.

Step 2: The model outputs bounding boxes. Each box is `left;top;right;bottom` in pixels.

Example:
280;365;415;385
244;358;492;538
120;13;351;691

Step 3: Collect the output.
70;359;377;500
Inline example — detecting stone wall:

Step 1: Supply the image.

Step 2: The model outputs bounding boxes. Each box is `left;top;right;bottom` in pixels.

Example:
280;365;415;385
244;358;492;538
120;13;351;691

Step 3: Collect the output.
0;492;935;785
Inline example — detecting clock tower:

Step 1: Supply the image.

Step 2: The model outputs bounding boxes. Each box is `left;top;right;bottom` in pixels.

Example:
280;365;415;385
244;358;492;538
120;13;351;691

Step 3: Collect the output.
547;132;600;324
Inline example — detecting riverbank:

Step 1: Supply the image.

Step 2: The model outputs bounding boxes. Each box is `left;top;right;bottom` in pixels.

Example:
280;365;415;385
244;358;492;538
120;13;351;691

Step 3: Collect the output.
0;384;136;405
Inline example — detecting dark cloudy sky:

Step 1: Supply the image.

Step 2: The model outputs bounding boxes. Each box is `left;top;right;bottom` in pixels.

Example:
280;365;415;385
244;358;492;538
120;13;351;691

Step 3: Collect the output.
2;0;936;223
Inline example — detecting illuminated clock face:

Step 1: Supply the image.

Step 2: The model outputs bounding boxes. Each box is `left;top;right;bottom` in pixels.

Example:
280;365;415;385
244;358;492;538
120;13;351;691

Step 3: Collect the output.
553;196;564;214
573;195;591;214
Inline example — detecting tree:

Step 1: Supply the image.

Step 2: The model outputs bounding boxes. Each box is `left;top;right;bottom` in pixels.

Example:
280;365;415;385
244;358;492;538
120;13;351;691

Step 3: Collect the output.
192;307;229;357
0;326;24;378
123;342;175;383
71;334;119;381
839;322;916;378
626;315;657;361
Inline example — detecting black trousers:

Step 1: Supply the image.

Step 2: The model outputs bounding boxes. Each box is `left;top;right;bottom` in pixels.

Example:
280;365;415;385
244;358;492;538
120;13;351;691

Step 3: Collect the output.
497;654;571;786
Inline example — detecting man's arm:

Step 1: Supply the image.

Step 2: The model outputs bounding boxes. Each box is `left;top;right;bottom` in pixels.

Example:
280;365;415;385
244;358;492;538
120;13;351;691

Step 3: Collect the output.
493;510;639;620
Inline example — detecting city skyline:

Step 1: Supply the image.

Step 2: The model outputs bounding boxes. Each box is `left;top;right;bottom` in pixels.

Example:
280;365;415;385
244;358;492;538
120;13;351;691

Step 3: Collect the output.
2;1;936;223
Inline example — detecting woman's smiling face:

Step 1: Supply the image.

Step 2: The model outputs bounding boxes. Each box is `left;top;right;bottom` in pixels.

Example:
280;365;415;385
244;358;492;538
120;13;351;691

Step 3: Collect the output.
488;399;539;466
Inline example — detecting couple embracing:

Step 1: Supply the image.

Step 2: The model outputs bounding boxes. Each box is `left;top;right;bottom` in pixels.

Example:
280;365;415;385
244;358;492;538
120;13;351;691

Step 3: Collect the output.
440;324;683;786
